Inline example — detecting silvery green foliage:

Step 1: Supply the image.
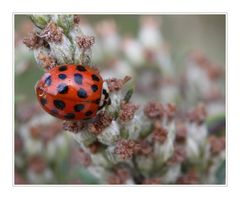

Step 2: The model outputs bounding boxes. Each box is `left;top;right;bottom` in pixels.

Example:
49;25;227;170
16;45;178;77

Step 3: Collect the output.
70;130;96;147
49;36;73;64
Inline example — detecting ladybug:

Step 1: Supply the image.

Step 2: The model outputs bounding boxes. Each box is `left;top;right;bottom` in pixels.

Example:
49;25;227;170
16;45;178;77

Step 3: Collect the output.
35;64;110;120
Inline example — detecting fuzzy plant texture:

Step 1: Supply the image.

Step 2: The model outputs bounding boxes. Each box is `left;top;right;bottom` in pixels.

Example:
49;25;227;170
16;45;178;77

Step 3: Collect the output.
20;14;225;184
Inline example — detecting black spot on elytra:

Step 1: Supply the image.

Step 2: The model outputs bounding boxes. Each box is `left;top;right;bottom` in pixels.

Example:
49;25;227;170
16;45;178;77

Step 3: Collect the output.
76;65;87;72
91;84;98;92
74;73;83;85
50;109;58;116
53;99;65;110
92;74;100;82
77;88;88;98
40;98;47;106
58;74;67;80
44;75;52;86
64;113;75;120
85;111;93;116
57;83;68;94
58;65;67;71
74;104;85;112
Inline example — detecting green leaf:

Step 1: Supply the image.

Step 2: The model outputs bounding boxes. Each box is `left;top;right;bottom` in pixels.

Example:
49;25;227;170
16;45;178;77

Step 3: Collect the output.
123;88;134;103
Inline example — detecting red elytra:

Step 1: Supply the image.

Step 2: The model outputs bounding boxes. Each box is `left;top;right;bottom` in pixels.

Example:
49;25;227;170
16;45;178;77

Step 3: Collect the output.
35;64;109;120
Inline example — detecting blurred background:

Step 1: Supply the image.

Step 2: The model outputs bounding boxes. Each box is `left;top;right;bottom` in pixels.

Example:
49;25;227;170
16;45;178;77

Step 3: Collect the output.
14;15;225;184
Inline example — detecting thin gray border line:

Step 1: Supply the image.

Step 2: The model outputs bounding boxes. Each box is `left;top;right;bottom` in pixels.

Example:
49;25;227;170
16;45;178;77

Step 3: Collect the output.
13;12;227;15
12;12;228;187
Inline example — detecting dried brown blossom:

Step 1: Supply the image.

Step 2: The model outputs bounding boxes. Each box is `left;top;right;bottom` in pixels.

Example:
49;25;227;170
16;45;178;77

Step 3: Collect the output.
77;35;95;49
37;52;56;70
115;168;130;182
40;21;63;43
134;140;153;155
108;168;130;184
114;139;136;160
108;174;122;184
68;179;82;184
188;50;223;80
15;103;41;122
152;121;168;143
144;101;164;120
209;135;225;155
207;64;223;80
88;141;103;154
70;148;91;167
175;123;187;144
78;148;92;167
15;172;28;184
73;15;81;24
189;50;209;67
30;122;62;143
119;101;139;122
88;111;113;135
165;103;176;120
23;32;44;49
177;170;199;184
62;120;85;133
106;76;132;92
168;145;186;165
15;135;23;153
188;103;207;125
143;177;161;184
204;88;222;102
28;156;46;174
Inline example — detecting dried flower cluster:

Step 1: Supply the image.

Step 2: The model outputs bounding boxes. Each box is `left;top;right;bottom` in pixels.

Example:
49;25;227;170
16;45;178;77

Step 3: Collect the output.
87;111;113;134
15;14;225;184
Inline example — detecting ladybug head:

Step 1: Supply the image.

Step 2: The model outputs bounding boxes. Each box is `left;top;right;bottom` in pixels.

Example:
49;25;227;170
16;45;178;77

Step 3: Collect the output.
98;82;111;111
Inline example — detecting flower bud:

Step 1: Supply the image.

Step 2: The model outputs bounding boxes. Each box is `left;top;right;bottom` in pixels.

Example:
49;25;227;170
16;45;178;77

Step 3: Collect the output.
135;156;153;174
27;168;53;184
122;37;144;66
121;112;151;140
104;145;119;164
187;123;208;147
106;92;121;116
40;21;73;64
24;138;44;156
162;164;181;183
138;16;163;50
68;25;84;64
52;15;74;35
69;130;96;147
33;46;56;70
154;138;174;165
186;137;200;159
97;121;120;145
49;36;73;64
30;15;51;29
90;153;110;168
